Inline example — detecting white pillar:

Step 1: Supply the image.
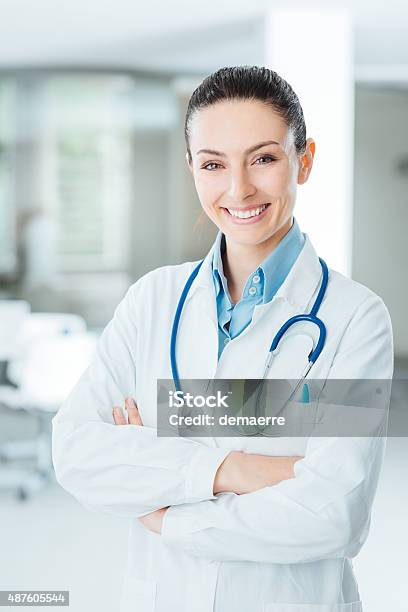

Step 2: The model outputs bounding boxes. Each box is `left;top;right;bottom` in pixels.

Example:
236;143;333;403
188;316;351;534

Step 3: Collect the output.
264;5;354;275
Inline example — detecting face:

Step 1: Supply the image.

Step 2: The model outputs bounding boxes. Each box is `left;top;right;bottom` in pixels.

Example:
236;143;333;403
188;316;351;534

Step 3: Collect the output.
187;99;315;247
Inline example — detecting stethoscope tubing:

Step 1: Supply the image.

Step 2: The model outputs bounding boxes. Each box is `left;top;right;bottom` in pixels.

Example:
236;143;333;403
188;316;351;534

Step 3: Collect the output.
170;255;329;434
170;259;204;393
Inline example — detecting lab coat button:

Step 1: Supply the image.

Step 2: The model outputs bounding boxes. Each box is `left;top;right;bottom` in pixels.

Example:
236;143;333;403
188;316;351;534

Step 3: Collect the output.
252;274;260;284
249;286;257;296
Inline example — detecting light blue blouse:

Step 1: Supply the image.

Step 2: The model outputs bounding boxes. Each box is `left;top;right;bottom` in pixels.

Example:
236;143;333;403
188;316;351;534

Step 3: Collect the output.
212;217;305;360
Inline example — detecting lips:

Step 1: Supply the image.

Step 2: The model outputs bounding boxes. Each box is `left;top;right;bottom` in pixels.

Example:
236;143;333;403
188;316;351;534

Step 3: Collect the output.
228;203;268;218
222;203;271;224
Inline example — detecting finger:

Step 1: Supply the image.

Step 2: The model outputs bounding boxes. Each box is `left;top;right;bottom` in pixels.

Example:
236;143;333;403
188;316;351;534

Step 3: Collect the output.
125;397;143;426
112;406;127;425
125;398;143;426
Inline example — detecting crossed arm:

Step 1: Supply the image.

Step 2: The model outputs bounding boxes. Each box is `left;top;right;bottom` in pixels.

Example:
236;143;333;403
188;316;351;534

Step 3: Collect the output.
52;285;393;564
112;397;302;534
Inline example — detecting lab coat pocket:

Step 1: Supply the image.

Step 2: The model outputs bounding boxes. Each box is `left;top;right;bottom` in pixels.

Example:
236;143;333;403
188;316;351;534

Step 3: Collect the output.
263;601;362;612
120;577;157;612
261;389;319;438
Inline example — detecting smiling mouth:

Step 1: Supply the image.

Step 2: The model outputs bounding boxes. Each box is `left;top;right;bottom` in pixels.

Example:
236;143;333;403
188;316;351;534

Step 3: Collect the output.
224;203;271;219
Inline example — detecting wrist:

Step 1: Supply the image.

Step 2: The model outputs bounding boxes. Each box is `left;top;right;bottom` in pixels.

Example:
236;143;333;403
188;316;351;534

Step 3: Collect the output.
213;451;244;494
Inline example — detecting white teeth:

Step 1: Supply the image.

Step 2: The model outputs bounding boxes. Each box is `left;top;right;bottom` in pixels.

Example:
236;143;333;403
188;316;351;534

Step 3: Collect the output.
227;204;268;219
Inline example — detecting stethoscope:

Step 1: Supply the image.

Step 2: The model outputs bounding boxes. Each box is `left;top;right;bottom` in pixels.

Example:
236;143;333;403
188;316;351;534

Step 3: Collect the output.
170;256;329;435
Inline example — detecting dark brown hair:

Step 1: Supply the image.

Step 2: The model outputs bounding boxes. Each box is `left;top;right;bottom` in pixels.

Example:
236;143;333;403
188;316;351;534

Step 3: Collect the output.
184;65;307;164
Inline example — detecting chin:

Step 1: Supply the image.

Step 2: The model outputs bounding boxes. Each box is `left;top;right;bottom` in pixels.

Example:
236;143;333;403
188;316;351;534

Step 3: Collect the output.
227;229;275;245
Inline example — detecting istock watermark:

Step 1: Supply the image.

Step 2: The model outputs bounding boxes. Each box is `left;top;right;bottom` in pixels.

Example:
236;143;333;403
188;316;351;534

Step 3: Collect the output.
169;390;231;408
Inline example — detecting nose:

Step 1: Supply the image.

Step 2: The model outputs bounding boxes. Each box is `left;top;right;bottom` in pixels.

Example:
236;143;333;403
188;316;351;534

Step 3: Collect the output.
227;165;256;202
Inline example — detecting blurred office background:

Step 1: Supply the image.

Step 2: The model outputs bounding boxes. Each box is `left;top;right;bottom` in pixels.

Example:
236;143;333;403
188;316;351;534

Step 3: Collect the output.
0;1;407;611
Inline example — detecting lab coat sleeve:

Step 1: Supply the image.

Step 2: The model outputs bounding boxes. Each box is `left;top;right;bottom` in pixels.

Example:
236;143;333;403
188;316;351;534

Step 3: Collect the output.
161;293;394;563
52;278;231;519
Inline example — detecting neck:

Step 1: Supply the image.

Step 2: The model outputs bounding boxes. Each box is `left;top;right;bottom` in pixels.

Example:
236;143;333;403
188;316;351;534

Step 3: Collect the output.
222;217;293;304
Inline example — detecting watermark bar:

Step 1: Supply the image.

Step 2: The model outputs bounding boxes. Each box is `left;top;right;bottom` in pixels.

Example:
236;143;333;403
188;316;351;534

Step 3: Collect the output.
156;378;408;437
0;592;69;606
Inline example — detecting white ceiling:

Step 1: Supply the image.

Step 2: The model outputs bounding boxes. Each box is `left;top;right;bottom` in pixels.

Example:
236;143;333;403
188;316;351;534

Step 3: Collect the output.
1;0;408;77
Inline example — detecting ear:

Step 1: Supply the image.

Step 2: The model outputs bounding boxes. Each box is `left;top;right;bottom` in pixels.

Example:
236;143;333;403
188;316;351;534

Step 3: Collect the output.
297;138;316;185
186;152;193;174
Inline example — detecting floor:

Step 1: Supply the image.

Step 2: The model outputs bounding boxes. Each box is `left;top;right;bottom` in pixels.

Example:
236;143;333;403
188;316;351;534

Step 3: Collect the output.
0;484;129;611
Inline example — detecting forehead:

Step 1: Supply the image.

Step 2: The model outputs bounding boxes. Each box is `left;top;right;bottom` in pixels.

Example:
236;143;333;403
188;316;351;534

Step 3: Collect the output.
189;99;291;152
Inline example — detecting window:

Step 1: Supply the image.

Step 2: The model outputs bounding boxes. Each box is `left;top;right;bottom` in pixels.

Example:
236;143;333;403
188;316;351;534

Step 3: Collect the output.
0;72;176;279
48;76;133;271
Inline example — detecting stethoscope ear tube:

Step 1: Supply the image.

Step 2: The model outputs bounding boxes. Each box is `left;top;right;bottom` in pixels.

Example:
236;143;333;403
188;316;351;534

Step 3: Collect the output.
310;258;329;317
308;317;326;363
268;258;329;366
268;313;327;365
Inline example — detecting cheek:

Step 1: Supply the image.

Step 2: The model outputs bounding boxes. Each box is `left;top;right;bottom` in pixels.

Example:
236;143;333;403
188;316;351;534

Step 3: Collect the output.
195;174;223;205
256;164;292;196
267;161;299;196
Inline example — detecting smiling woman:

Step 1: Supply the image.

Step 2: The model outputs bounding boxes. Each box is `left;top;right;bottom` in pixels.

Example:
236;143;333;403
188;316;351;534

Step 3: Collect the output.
52;66;393;612
183;69;315;302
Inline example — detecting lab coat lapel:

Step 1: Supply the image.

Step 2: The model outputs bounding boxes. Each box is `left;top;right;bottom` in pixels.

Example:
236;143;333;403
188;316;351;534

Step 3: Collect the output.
273;233;324;313
174;233;324;381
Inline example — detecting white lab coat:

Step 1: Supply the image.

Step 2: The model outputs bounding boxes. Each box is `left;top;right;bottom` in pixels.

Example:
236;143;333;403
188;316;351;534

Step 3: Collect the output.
52;233;393;612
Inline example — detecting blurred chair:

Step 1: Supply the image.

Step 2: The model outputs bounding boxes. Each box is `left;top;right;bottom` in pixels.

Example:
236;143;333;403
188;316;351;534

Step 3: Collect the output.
8;312;87;387
0;312;97;500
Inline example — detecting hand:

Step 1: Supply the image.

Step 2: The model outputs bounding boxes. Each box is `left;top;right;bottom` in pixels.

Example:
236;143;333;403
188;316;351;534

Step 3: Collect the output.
112;397;168;534
214;451;304;495
138;507;168;534
112;397;144;426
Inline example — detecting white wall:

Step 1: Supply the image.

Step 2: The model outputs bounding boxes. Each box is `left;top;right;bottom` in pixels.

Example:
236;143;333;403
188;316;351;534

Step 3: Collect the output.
265;6;354;276
353;87;408;358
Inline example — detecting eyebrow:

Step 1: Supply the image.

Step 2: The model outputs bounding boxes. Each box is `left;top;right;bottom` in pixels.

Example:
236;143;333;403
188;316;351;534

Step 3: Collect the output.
195;139;280;157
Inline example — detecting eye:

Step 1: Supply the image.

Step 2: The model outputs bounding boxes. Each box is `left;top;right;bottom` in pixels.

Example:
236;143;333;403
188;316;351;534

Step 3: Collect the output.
201;155;278;171
254;155;278;165
202;162;222;171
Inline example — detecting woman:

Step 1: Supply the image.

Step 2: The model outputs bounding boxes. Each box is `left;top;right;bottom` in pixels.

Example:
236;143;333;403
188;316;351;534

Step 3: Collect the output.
52;66;393;612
